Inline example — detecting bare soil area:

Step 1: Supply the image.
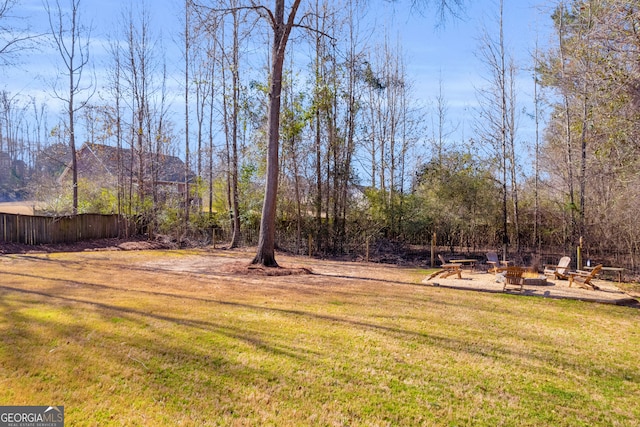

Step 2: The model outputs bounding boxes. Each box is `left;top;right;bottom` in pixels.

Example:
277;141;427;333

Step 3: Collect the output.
0;236;171;255
1;237;638;306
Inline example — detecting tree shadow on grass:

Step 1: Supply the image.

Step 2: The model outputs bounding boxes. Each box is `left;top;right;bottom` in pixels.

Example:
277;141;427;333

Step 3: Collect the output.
3;277;631;390
3;253;639;424
0;293;302;423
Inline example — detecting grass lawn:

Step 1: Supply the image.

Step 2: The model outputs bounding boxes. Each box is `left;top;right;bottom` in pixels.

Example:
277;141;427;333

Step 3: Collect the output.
0;249;638;426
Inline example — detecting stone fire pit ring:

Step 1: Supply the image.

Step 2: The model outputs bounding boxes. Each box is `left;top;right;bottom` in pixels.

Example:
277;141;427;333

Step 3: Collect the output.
522;274;550;286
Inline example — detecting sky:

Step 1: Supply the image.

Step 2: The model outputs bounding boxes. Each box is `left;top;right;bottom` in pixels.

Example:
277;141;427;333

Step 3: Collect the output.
2;0;555;157
379;0;554;146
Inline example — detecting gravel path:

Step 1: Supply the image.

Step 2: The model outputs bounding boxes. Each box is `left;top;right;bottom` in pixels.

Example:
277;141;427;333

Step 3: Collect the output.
423;270;639;307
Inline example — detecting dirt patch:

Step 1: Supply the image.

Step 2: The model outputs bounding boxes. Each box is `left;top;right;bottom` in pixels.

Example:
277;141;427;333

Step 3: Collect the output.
2;237;638;307
114;240;168;251
0;237;172;254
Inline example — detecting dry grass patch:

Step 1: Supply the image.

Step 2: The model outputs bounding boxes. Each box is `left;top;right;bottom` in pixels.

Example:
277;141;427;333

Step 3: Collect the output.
0;249;639;426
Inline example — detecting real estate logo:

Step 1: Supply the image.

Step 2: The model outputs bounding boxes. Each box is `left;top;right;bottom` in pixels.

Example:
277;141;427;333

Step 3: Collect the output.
0;406;64;427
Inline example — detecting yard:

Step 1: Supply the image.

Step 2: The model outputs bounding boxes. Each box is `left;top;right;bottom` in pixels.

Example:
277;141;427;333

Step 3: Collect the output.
1;248;639;426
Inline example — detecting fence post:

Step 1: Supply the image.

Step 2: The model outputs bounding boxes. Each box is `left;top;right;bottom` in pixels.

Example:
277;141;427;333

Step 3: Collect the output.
366;237;370;262
431;232;436;268
577;236;583;270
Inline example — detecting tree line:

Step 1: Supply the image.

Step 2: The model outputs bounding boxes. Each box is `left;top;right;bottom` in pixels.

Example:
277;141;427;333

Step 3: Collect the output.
1;0;639;271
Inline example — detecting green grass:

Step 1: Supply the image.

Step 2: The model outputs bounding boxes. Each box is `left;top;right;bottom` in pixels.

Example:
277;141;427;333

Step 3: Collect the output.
0;250;639;426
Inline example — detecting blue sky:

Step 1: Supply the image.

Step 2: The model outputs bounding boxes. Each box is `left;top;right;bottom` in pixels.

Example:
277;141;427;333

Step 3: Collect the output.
3;0;554;154
378;0;554;145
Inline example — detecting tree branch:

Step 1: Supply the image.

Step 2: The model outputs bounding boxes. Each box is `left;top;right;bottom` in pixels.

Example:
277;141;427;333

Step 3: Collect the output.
190;1;275;28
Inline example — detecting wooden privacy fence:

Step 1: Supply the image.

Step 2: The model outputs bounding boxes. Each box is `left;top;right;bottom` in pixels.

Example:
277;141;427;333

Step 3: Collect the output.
1;213;131;245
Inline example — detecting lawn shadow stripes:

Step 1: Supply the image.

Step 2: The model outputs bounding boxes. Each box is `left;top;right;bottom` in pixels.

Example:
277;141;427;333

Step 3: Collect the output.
0;284;315;363
0;282;582;379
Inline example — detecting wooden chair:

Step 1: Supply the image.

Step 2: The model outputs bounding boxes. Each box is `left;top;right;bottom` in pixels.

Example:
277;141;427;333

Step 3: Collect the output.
486;251;510;274
427;265;462;280
503;266;524;292
569;264;602;290
544;256;571;280
438;254;451;266
427;255;462;280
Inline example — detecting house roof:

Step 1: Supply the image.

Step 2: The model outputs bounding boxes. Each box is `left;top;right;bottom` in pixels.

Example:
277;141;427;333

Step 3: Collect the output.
61;143;194;184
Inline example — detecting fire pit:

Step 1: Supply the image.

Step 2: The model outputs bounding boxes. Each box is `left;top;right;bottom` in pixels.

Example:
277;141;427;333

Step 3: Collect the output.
522;271;549;286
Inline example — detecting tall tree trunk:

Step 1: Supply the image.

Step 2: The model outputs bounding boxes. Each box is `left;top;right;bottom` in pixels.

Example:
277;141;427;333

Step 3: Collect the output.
578;2;593;247
208;56;215;242
558;3;577;245
315;103;322;253
507;59;520;252
252;0;302;267
341;21;358;251
220;23;233;243
229;9;241;248
499;0;509;261
533;51;541;253
184;0;191;226
69;88;78;215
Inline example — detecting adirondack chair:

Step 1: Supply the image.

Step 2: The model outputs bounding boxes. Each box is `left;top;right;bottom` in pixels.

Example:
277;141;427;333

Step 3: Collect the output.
503;266;524;292
438;254;453;266
486;251;511;273
426;255;462;280
544;256;572;280
568;264;603;290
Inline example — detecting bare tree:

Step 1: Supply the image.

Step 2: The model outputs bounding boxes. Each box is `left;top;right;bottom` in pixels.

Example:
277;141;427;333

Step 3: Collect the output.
45;0;93;214
554;2;578;245
119;4;157;215
432;75;456;172
0;0;41;66
310;0;329;253
474;0;520;256
221;6;243;248
184;0;192;225
532;41;542;254
336;0;363;251
107;39;126;220
190;9;219;239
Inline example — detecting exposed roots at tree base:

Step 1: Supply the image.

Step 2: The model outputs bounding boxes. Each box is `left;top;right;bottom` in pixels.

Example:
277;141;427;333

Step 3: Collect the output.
225;262;313;276
249;266;313;276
